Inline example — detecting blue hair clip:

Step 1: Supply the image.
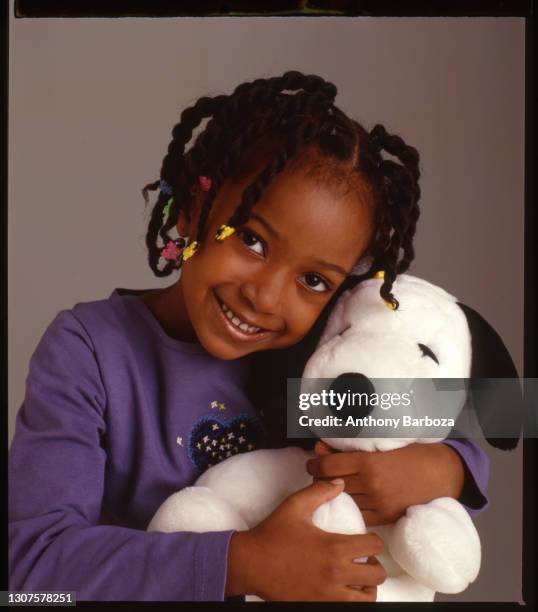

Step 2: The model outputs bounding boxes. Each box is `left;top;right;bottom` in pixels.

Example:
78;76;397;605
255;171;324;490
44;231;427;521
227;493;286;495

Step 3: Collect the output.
159;179;173;196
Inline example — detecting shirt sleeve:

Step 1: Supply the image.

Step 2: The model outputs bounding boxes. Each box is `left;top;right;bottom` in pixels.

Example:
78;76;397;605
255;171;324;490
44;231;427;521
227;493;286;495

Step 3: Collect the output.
9;310;234;601
442;433;489;517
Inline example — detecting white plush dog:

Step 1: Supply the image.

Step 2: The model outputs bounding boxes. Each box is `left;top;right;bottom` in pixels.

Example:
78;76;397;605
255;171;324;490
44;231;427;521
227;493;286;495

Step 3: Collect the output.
147;273;521;601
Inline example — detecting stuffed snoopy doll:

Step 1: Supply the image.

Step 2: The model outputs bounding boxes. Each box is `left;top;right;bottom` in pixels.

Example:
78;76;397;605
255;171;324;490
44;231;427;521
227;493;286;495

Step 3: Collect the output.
147;273;521;601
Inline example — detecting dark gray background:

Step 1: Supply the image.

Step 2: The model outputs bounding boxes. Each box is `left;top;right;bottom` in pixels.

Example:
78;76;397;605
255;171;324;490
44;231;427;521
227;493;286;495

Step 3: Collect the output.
9;16;525;601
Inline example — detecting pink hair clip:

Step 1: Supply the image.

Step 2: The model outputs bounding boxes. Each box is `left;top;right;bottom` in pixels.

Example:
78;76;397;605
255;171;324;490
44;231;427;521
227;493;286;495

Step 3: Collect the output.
198;176;212;192
161;239;183;261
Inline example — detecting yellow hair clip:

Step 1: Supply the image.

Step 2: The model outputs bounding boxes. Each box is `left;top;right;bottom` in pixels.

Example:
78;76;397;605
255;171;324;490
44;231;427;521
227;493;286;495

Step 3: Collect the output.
215;224;236;242
182;241;199;262
373;270;397;309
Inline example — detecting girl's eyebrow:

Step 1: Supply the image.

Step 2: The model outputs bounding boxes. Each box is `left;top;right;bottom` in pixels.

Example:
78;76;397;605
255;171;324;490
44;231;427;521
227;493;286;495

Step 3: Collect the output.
310;258;350;276
249;212;280;240
249;212;350;276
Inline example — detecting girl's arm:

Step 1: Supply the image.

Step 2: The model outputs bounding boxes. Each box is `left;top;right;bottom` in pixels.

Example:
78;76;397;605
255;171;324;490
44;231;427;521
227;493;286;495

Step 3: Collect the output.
306;438;489;526
10;311;386;602
8;312;234;601
441;435;489;516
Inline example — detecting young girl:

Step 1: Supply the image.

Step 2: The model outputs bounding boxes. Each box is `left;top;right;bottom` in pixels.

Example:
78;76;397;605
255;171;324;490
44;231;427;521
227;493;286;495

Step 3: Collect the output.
9;71;489;602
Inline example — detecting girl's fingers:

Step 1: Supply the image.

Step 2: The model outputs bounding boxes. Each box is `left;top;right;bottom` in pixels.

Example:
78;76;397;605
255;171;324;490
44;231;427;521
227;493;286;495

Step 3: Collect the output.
306;453;359;478
313;475;364;490
341;558;386;586
343;470;375;490
334;532;384;557
314;440;334;456
366;555;383;566
288;479;346;518
360;510;382;526
314;473;371;495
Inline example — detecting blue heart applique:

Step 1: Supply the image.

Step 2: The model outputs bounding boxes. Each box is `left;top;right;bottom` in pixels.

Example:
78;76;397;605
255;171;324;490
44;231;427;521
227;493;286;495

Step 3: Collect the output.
188;414;266;472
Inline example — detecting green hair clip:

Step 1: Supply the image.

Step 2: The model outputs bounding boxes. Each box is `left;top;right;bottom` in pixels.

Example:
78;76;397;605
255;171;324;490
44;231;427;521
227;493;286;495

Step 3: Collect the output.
162;197;173;221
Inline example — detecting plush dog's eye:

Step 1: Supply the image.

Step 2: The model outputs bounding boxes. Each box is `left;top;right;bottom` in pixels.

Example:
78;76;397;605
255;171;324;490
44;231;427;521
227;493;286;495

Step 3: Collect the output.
418;343;439;364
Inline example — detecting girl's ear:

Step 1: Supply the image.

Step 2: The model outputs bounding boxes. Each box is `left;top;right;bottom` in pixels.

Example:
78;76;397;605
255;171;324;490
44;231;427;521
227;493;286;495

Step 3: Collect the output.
176;187;203;237
457;302;523;450
176;210;191;237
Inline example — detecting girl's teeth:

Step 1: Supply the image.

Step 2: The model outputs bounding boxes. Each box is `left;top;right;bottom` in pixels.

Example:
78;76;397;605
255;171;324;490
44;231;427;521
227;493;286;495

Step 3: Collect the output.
220;300;261;334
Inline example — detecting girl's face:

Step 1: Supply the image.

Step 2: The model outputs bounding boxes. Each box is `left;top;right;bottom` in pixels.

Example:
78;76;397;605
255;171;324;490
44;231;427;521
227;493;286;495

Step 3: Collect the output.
177;166;373;360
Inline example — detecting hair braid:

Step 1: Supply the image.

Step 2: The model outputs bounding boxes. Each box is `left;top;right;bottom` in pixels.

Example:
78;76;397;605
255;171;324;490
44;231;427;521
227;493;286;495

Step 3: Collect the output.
144;94;229;271
227;122;318;229
192;92;316;245
222;92;334;230
153;72;338;257
189;72;335;249
363;124;421;307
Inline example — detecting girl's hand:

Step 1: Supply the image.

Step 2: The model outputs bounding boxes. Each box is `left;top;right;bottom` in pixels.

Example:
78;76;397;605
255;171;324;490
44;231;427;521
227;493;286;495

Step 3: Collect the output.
306;440;465;526
226;479;386;601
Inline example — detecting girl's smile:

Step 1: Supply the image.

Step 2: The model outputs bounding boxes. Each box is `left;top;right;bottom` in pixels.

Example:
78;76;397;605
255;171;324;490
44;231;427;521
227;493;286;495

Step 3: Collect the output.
212;290;277;343
143;159;374;360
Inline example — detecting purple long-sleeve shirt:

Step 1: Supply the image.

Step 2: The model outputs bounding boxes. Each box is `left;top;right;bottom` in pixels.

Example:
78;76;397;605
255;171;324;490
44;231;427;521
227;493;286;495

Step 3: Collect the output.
9;289;489;601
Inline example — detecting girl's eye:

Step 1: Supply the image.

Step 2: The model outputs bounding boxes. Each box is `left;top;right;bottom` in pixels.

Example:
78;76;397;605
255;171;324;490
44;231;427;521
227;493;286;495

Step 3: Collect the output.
300;273;331;293
239;229;265;256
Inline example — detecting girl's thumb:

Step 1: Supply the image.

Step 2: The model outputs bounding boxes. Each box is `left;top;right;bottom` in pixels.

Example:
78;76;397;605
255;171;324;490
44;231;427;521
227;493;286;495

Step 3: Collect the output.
314;440;334;456
292;478;345;515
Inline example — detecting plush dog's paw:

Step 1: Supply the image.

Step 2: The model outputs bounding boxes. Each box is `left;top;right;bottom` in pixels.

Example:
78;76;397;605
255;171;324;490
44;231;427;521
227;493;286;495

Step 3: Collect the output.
312;491;367;535
376;573;435;602
388;497;481;593
147;486;249;533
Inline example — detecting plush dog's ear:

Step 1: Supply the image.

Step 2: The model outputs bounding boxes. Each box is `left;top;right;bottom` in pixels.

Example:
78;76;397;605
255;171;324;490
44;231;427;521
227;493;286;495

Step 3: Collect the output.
457;302;522;450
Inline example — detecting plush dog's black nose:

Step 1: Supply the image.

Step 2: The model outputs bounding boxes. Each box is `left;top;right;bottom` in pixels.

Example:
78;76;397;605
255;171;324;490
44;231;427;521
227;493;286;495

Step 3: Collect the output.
328;373;375;421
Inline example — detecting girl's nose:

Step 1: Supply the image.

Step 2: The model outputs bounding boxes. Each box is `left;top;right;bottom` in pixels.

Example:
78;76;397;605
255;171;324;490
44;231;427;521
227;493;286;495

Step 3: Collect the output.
240;272;286;316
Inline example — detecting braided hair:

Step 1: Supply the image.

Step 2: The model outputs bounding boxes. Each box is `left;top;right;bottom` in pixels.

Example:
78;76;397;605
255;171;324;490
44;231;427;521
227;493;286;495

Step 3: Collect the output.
142;70;421;309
